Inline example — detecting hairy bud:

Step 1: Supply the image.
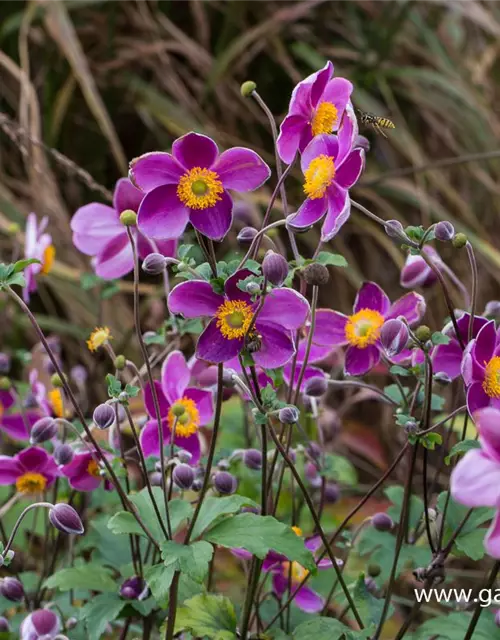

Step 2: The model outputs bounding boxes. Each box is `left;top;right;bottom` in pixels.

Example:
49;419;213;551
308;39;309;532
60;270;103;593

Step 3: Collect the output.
237;226;258;245
302;263;329;286
0;577;24;602
240;81;257;97
452;232;467;249
142;253;167;275
49;503;84;535
304;376;328;397
415;325;432;343
262;251;288;286
119;209;137;226
54;444;74;467
93;403;115;430
214;471;238;495
380;319;409;357
385;219;405;239
50;373;64;388
0;617;9;632
172;464;195;490
243;449;262;471
114;355;126;371
30;417;57;444
434;221;455;242
371;512;394;532
279;405;299;424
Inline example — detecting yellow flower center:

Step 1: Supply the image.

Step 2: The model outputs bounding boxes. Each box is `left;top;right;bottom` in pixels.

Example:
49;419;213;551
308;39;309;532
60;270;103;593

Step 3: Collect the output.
48;389;64;418
283;561;309;584
215;300;253;340
87;327;112;352
292;526;303;537
16;472;47;494
177;167;223;210
41;245;55;275
168;397;200;438
483;356;500;398
311;101;339;136
345;309;385;348
303;155;336;200
87;459;101;478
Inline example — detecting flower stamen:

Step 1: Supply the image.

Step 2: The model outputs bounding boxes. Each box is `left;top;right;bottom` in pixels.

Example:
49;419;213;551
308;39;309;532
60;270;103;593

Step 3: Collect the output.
311;101;339;136
303;155;336;200
87;327;112;352
87;459;101;478
283;561;309;584
177;167;223;210
48;389;64;418
168;397;200;438
215;300;253;340
41;245;56;275
345;309;385;348
16;472;47;494
483;356;500;398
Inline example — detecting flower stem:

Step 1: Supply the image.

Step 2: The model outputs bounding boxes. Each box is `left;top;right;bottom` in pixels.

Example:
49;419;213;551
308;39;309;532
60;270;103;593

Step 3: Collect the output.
466;241;478;342
293;285;318;405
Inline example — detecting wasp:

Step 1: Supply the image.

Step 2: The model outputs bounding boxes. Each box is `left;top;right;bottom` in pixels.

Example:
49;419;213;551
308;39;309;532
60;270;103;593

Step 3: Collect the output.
355;108;395;138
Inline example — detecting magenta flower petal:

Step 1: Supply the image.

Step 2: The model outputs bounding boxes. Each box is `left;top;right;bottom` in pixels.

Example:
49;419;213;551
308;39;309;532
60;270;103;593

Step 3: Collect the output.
189;191;233;241
173;431;201;465
258;289;310;330
300;134;338;173
145;237;177;260
272;572;288;598
140;419;168;457
294;585;324;613
183;388;214;425
451;449;500;507
212;148;270;191
312;309;349;346
0;412;39;440
144;381;170;419
172;132;219;170
0;456;21;484
337;105;359;163
283;363;326;391
130;152;184;192
474;320;497;365
321;77;353;114
345;344;380;376
289;197;327;230
137;185;189;240
476;408;500;463
335;149;365;189
71;204;121;255
94;235;134;280
196;319;243;363
113;177;144;213
295;341;333;364
304;535;322;552
224;269;255;302
162;351;191;405
253;323;295;368
467;382;490;415
322;185;350;241
432;340;463;380
452;313;488;343
17;446;52;472
310;61;334;107
354;282;391;315
168;281;225;318
485;510;500;558
277;114;307;165
387;292;426;326
0;390;14;412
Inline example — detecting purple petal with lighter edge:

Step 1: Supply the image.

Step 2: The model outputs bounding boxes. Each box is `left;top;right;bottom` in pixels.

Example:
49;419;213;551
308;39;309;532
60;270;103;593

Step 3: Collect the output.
143;381;170;419
140;419;168;457
321;77;353;120
224;269;255;303
130;152;184;192
172;431;201;465
258;288;310;331
253;322;295;369
353;282;391;315
113;178;144;214
172;132;219;170
477;408;500;462
161;351;191;405
184;388;214;425
294;586;324;613
94;235;134;280
451;449;500;507
137;185;189;240
335;149;365;189
196;319;243;363
17;446;52;472
288;197;327;230
467;382;490;415
168;281;225;318
432;340;463;380
212;148;270;191
474;320;498;366
189;191;233;241
277;114;307;165
345;344;380;376
310;309;349;347
0;456;21;484
0;412;39;440
310;61;334;107
387;292;426;326
300;135;339;174
321;185;350;242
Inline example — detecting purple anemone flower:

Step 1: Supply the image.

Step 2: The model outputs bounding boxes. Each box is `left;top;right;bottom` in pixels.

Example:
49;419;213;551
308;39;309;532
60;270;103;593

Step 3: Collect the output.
287;109;364;242
431;312;487;381
131;132;271;242
0;447;58;495
23;214;55;303
451;407;500;558
71;178;177;280
462;320;500;415
20;608;61;640
400;246;442;289
140;350;214;461
168;270;310;368
311;282;426;376
0;388;39;441
61;451;112;492
276;61;353;164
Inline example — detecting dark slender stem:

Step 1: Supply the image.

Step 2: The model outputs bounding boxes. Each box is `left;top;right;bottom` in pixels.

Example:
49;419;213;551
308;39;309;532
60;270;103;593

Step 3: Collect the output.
293;285;318;405
165;571;180;640
327;379;399;406
422;448;435;553
466;242;478;342
463;561;500;640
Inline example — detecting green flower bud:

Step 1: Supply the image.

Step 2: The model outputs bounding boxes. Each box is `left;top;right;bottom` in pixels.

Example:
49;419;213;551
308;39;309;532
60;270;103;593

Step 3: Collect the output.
240;81;257;98
51;373;64;388
0;377;11;391
120;209;137;226
415;325;432;343
452;232;467;249
114;355;126;371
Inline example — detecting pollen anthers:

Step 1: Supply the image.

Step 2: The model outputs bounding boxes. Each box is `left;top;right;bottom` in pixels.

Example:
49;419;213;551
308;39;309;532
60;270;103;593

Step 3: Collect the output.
16;472;47;495
483;356;500;398
311;101;338;136
87;459;101;478
283;560;309;584
48;389;64;418
345;309;385;348
87;327;112;352
177;167;223;210
303;155;336;200
216;300;253;340
168;397;200;438
41;245;56;275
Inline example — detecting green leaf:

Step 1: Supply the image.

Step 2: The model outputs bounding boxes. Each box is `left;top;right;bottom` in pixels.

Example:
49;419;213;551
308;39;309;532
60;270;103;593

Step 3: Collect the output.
161;540;214;582
175;593;237;639
12;258;41;273
385;486;425;532
352;573;385;628
190;495;259;540
420;432;442;450
293;617;365;640
445;439;481;465
321;454;358;486
44;565;117;592
106;374;122;398
144;563;175;607
124;383;140;398
79;593;125;640
390;365;411;377
178;244;194;260
454;529;486;560
203;513;315;571
5;273;26;288
436;492;493;552
316;251;348;268
431;331;451;345
410;611;498;640
143;332;165;345
80;273;104;290
101;283;120;299
384;384;409;404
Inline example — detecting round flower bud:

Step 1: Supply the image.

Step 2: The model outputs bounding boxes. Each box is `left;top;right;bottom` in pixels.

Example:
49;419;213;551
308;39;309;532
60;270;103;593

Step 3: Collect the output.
243;449;262;470
54;444;74;466
484;300;500;319
414;325;432;343
452;232;467;249
304;376;328;398
214;471;238;495
6;222;20;235
93;403;115;430
302;263;330;286
404;420;418;436
120;576;148;601
0;617;9;632
30;417;57;445
306;442;321;460
114;355;126;371
4;551;14;563
50;373;64;388
120;209;137;226
240;80;257;97
49;503;84;535
237;226;258;245
324;482;340;503
150;472;163;487
262;251;288;286
192;478;203;491
385;219;405;239
21;609;61;639
173;464;195;490
65;617;78;631
0;577;24;602
177;449;193;464
380;319;409;358
368;563;381;577
142;252;167;275
434;221;455;242
279;406;299;424
0;376;11;391
222;368;237;388
246;282;261;295
0;353;10;374
372;512;394;532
